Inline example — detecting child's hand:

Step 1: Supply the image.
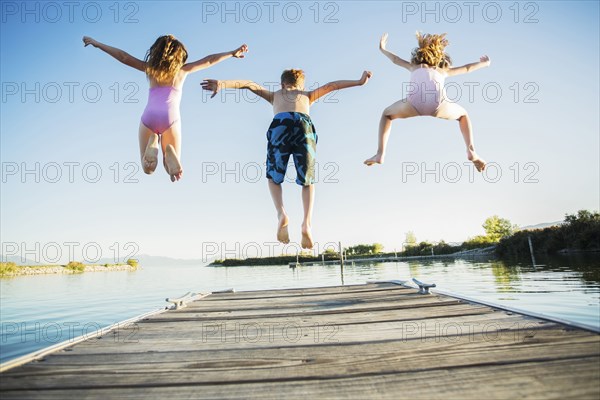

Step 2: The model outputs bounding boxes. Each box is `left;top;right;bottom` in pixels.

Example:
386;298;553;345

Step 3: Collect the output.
232;44;248;58
480;55;491;65
379;33;388;51
201;79;220;98
82;36;98;48
359;71;373;85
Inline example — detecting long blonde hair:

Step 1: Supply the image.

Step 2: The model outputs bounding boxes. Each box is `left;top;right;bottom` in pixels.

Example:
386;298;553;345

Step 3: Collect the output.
411;32;452;68
144;35;188;84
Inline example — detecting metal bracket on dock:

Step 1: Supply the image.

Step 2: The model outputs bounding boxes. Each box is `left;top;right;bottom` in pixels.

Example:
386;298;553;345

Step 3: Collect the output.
212;288;235;294
412;278;436;295
165;292;197;310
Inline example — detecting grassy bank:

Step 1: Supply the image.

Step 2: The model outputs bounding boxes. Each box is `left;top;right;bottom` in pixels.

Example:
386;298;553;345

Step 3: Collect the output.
0;260;139;277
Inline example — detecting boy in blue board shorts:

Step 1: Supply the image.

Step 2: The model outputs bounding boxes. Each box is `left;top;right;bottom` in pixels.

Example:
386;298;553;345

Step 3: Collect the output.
202;69;371;248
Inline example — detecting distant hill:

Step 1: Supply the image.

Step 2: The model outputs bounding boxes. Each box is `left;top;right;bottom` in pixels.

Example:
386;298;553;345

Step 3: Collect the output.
518;221;564;231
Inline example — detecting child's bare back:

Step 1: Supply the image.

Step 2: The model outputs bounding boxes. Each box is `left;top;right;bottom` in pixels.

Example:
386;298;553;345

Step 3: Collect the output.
272;89;311;115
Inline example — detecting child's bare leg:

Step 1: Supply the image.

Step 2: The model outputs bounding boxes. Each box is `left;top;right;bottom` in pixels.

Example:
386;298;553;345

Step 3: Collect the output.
160;122;183;182
458;114;485;168
301;184;314;249
435;102;486;172
138;123;159;174
268;179;290;244
364;98;419;166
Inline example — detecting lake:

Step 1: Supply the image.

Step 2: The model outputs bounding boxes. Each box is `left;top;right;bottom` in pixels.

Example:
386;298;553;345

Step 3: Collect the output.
1;254;599;364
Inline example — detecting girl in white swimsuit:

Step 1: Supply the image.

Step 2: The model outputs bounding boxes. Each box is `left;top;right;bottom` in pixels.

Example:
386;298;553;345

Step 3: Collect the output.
364;32;490;172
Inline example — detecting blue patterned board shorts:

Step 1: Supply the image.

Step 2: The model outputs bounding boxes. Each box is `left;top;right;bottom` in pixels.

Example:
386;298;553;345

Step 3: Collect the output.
266;112;318;186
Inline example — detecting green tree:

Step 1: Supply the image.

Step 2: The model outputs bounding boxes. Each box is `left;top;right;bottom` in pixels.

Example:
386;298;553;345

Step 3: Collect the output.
372;243;384;254
496;209;600;257
482;216;517;242
565;209;600;225
563;210;600;250
0;262;18;276
345;244;383;255
404;231;417;248
65;261;85;272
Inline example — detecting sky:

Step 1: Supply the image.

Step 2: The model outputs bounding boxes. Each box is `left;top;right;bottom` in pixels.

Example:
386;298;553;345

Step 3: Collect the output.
1;1;599;263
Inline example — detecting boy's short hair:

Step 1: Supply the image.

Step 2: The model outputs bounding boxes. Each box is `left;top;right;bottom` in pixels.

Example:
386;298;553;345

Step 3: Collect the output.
281;69;305;87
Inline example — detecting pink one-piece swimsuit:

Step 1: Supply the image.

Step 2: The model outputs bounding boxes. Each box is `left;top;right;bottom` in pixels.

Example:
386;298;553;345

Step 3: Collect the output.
140;86;182;134
407;66;446;116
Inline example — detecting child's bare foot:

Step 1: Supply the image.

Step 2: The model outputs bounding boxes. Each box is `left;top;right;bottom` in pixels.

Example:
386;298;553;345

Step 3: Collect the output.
142;135;159;174
467;150;486;172
364;153;384;166
277;213;290;244
301;223;314;249
165;145;183;182
471;158;486;172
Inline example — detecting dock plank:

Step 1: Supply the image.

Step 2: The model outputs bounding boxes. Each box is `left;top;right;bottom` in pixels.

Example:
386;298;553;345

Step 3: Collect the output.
3;358;598;400
203;282;407;300
23;327;599;367
42;312;548;354
1;334;598;391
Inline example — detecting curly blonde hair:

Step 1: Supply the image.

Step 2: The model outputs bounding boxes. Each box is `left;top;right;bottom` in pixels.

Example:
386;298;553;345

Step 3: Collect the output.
411;32;452;68
144;35;188;84
281;69;305;88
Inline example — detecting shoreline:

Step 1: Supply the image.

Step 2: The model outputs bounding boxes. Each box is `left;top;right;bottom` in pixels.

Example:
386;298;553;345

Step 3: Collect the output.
209;246;600;267
0;264;138;278
210;246;499;267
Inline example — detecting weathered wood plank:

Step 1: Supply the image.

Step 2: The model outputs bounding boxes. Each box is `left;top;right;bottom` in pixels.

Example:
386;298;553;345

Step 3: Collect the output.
203;283;411;301
153;300;465;322
1;336;598;390
1;313;569;356
4;357;596;400
3;318;600;384
10;326;598;368
178;289;428;313
142;303;494;325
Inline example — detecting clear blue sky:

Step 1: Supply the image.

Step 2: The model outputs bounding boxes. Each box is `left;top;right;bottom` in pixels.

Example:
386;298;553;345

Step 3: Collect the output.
1;1;598;262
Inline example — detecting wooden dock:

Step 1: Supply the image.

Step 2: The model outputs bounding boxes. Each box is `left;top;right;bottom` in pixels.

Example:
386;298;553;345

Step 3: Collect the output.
1;282;599;399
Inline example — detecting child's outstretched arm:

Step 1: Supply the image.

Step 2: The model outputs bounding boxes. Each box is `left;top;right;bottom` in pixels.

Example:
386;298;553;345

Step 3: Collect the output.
201;79;274;103
379;33;412;70
82;36;145;71
446;56;491;77
182;45;248;74
308;71;372;104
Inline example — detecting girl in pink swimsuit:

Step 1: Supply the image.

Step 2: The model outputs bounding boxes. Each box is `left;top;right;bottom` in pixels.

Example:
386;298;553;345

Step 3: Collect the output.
364;33;490;172
83;35;248;181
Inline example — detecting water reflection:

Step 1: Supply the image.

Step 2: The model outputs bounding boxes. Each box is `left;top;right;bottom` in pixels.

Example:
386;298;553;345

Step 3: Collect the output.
358;255;599;306
499;254;600;284
489;260;522;292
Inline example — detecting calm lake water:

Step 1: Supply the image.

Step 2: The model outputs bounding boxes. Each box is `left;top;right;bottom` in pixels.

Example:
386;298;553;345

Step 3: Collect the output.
1;254;599;364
